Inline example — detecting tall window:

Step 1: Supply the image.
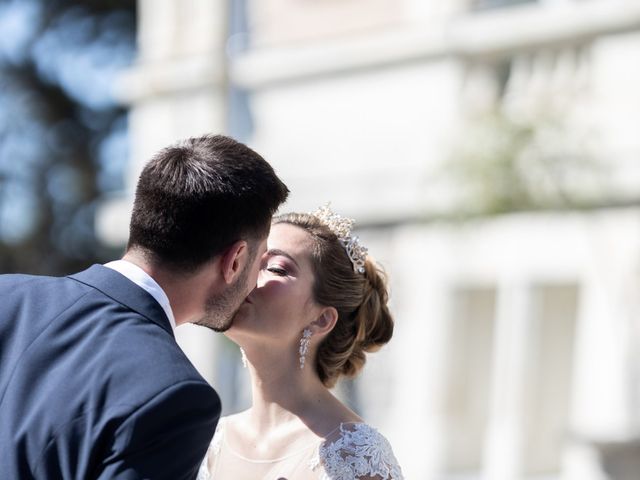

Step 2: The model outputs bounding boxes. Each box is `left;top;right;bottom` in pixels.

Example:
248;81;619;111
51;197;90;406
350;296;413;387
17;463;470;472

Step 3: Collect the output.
443;287;497;474
522;284;578;475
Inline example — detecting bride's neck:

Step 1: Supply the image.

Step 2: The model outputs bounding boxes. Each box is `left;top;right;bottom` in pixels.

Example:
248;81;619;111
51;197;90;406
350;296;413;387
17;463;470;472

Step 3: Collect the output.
244;347;330;433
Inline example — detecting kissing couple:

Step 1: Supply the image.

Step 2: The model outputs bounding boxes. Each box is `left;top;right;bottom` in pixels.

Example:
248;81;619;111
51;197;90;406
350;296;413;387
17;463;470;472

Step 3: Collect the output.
0;134;403;480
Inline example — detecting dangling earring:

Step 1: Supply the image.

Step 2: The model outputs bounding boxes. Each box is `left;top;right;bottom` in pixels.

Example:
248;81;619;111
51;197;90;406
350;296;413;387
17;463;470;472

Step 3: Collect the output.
240;347;248;368
299;328;313;369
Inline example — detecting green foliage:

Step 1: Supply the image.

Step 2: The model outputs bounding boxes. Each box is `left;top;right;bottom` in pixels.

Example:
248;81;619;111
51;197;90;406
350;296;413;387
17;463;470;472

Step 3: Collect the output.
448;109;604;215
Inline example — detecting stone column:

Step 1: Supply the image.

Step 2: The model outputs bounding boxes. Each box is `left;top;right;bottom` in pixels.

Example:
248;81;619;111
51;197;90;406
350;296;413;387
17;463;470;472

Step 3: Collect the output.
483;279;532;480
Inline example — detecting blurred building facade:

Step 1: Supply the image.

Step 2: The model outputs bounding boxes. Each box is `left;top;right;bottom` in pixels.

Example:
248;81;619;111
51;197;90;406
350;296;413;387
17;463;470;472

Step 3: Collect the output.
98;0;640;478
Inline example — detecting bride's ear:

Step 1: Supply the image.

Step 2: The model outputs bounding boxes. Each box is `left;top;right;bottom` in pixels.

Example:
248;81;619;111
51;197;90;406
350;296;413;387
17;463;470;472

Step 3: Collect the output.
312;307;338;336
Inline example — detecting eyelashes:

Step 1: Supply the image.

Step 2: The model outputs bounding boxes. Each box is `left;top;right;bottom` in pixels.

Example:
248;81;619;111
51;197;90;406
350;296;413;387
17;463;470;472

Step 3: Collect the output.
265;265;287;276
261;264;289;277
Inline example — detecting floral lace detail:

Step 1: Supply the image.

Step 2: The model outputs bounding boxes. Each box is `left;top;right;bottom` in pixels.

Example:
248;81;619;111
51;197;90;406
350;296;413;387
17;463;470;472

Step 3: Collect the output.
311;423;404;480
209;418;224;456
196;418;225;480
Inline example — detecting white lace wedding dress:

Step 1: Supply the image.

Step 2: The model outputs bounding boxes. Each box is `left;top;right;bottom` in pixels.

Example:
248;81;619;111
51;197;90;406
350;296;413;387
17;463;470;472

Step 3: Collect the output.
197;418;404;479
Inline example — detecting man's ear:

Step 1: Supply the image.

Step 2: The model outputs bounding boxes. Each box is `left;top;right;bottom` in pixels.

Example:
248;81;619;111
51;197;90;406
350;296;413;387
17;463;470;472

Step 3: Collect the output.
312;307;338;336
220;240;249;284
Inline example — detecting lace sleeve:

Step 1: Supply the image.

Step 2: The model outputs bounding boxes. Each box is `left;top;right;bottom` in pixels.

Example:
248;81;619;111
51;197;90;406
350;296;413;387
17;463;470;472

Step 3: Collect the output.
196;418;225;480
316;423;404;480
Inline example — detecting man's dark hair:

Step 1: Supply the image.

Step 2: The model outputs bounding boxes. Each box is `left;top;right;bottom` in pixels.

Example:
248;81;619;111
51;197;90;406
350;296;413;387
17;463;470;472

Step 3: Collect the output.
127;134;289;272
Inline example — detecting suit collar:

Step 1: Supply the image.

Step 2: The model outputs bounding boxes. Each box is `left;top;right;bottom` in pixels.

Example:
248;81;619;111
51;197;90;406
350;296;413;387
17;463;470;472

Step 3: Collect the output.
68;264;174;337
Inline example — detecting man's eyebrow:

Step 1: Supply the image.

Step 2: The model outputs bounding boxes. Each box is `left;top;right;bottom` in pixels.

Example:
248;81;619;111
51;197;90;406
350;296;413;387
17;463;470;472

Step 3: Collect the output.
265;249;300;268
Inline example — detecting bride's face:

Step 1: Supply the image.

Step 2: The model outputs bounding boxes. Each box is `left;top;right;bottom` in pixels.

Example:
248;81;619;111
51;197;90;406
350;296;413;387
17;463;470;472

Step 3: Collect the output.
227;223;322;346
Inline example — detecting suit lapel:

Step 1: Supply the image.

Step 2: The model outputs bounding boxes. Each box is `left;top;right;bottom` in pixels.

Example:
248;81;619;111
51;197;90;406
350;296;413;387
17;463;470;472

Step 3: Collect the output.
68;264;174;337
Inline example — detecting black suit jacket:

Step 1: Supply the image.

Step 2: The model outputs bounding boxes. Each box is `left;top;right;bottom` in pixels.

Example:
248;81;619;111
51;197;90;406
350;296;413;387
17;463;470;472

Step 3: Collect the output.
0;265;220;479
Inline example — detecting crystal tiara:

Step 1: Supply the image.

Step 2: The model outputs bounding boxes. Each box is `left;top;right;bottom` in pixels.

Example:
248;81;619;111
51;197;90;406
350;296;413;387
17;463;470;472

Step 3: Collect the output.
312;204;368;274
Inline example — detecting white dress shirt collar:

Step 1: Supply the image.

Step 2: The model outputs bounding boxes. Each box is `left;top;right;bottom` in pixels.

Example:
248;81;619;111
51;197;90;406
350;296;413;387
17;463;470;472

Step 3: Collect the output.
104;260;177;330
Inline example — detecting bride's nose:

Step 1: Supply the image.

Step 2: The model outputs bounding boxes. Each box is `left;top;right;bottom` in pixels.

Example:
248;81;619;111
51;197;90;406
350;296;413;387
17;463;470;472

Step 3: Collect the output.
256;268;268;288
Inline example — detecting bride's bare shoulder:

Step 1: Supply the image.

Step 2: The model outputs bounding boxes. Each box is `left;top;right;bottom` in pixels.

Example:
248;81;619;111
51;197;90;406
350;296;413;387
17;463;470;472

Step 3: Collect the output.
322;392;364;430
218;409;250;433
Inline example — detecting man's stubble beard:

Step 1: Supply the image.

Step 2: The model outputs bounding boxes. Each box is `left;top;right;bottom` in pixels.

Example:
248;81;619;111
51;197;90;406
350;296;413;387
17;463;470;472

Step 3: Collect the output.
194;261;251;333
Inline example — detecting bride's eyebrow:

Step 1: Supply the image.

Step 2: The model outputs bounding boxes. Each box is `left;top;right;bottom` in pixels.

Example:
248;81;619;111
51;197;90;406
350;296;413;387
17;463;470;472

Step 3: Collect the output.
266;249;299;268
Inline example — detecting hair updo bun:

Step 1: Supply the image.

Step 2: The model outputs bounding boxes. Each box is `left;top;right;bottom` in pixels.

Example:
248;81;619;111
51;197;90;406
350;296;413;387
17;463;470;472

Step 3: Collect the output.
273;212;394;388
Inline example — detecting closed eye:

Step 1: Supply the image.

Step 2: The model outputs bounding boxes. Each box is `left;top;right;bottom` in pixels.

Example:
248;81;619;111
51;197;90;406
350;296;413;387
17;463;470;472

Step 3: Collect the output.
266;266;287;276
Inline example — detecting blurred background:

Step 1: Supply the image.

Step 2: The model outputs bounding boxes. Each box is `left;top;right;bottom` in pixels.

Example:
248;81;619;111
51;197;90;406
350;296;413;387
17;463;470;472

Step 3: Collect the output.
2;0;640;479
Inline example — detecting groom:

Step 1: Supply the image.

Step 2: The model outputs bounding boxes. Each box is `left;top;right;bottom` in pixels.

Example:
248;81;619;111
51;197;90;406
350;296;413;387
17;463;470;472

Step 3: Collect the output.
0;134;288;479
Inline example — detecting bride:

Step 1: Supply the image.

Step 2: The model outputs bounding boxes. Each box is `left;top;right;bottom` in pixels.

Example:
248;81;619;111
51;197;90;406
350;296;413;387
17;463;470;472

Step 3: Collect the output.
198;205;403;479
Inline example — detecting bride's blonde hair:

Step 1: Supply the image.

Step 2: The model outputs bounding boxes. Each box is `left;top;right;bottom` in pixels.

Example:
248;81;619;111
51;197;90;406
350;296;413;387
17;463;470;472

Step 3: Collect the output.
273;213;394;388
